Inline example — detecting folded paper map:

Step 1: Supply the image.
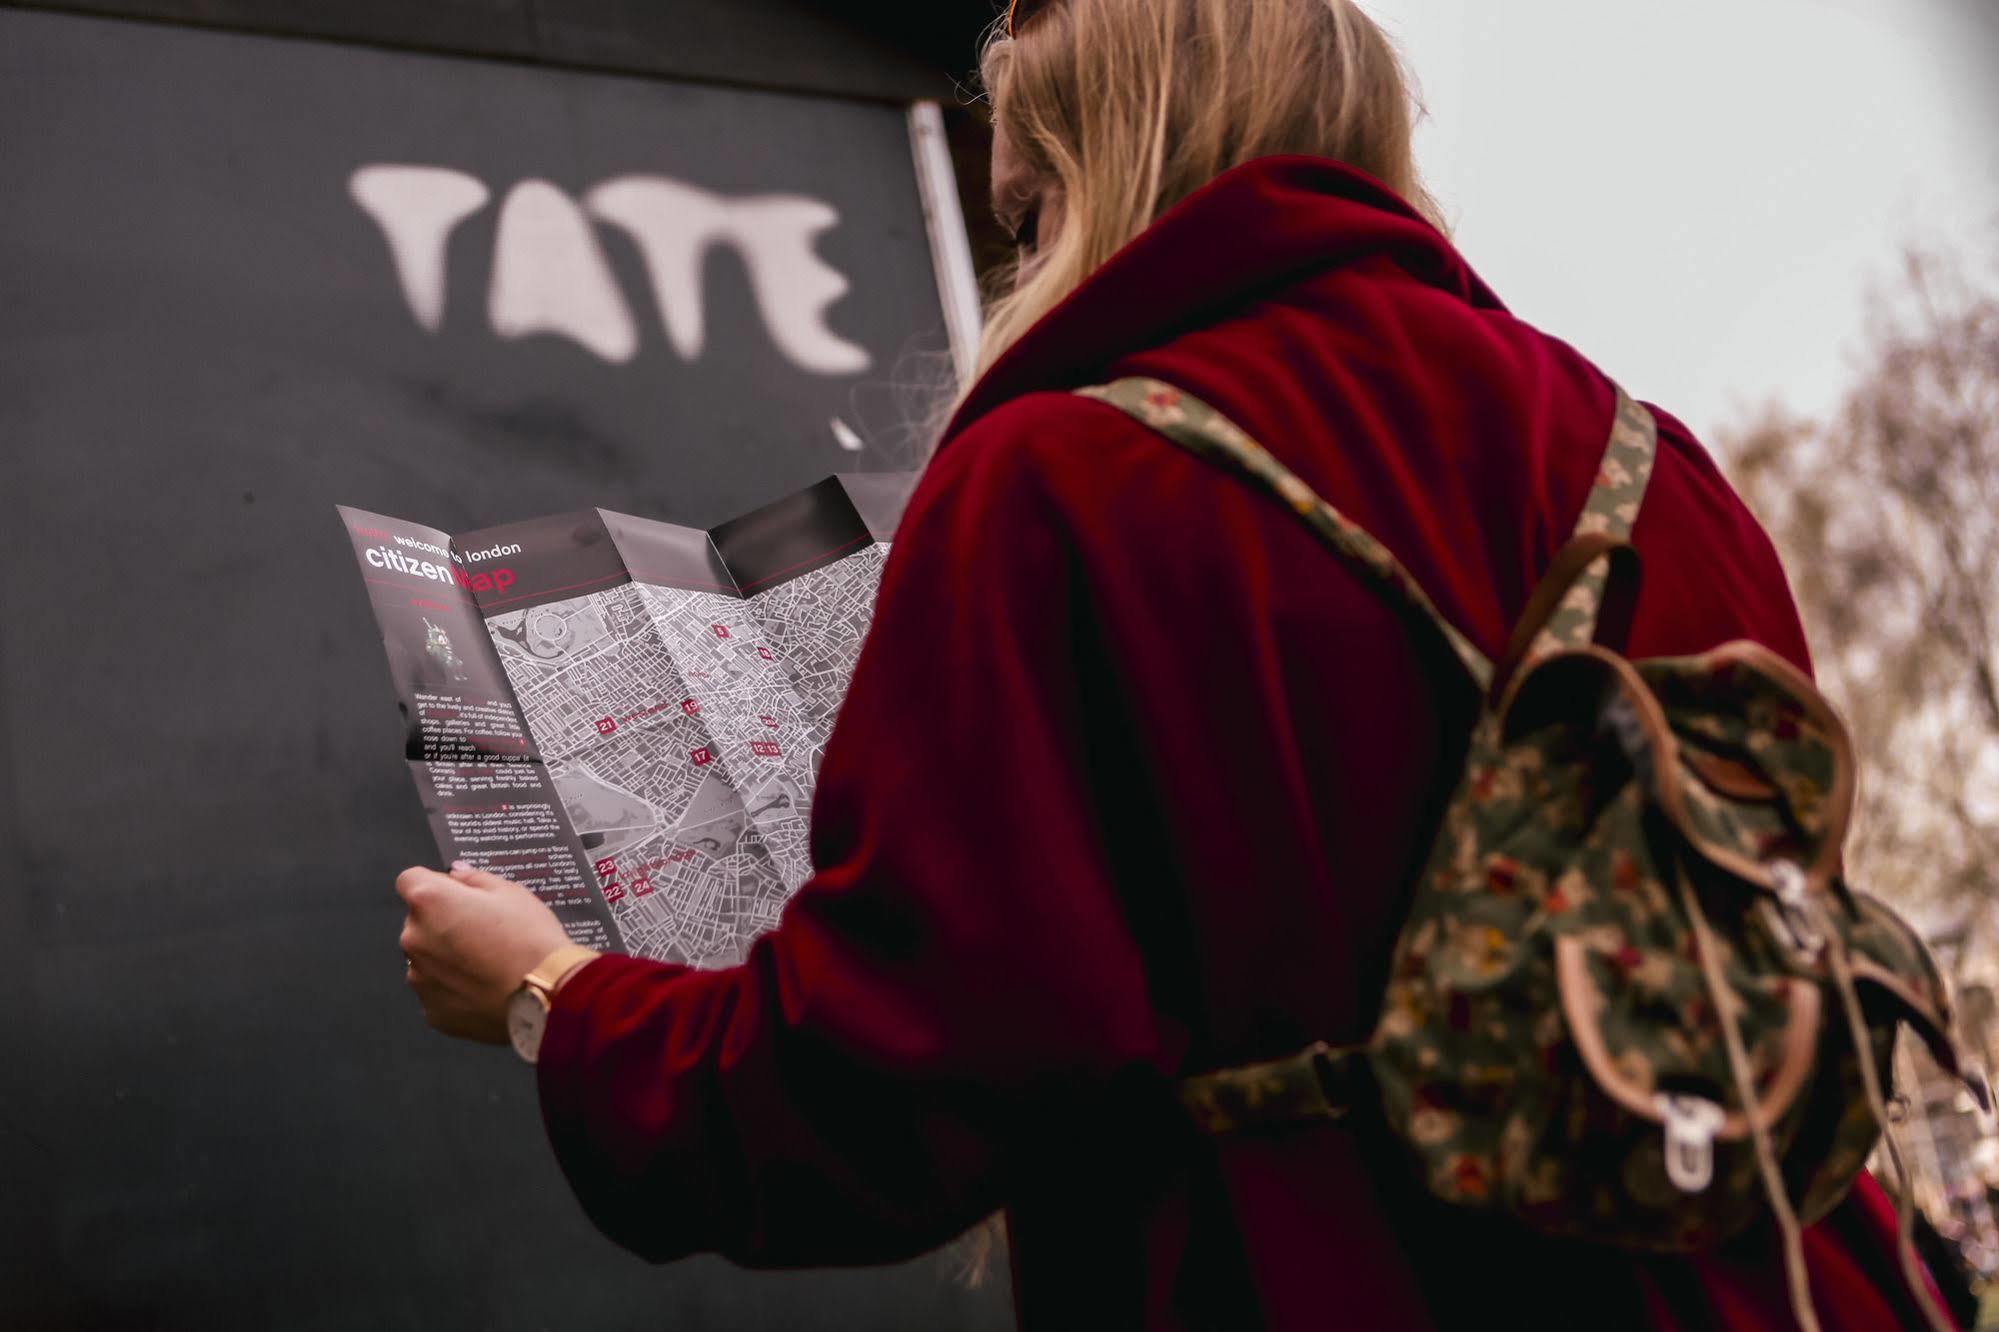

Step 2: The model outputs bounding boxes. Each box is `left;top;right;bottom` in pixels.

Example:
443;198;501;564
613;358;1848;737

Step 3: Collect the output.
339;474;908;964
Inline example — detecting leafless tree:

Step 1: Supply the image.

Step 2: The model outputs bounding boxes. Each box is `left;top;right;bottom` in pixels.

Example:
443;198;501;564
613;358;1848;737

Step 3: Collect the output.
1722;235;1999;978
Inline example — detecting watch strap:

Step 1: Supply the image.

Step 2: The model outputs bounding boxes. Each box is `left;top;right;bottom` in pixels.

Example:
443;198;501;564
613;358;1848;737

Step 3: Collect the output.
523;943;600;1003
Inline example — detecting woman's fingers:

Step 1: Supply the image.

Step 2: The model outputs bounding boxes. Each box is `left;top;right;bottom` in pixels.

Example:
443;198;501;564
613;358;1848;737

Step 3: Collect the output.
391;862;553;1046
395;865;455;907
447;861;518;892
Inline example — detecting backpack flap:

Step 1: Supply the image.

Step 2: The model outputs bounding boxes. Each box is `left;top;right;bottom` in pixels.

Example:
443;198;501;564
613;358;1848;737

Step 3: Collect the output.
1552;932;1819;1182
1633;643;1850;898
1634;644;1966;1078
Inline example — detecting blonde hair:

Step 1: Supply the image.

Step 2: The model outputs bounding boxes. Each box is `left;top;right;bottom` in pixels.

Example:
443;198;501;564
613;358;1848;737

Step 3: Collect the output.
974;0;1439;379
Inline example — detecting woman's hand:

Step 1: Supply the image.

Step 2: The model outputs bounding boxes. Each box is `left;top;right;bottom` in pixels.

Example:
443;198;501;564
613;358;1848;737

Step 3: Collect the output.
396;862;571;1044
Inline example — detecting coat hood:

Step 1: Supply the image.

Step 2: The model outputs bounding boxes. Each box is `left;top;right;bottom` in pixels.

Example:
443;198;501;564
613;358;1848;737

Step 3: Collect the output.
941;154;1507;445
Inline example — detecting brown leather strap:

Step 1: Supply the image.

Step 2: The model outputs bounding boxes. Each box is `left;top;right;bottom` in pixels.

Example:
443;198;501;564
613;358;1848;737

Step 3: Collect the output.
1486;390;1660;704
1489;535;1639;707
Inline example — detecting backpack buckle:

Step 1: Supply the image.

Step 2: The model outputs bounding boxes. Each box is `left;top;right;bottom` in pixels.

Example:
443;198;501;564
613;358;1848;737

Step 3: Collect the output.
1760;860;1826;963
1655;1093;1726;1193
1600;693;1650;771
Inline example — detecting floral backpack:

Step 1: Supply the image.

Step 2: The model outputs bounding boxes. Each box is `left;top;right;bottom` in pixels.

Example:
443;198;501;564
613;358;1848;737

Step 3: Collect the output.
1081;377;1988;1332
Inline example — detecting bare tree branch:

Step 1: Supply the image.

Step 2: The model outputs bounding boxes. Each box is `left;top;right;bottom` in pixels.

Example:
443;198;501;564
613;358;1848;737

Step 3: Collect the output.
1720;235;1999;967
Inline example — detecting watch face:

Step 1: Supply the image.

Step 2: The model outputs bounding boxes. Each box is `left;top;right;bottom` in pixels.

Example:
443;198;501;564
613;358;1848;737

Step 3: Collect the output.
507;988;548;1064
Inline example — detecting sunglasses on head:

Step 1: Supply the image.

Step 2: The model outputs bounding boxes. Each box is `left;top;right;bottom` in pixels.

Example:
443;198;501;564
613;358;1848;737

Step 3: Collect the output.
1004;0;1060;37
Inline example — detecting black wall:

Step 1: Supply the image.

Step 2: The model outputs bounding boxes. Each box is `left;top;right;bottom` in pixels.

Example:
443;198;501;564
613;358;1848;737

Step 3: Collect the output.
9;0;997;101
0;5;1010;1327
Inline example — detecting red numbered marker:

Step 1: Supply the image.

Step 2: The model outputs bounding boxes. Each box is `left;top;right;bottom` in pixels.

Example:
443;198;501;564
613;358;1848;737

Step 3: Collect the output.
759;714;777;728
711;624;731;639
681;697;699;715
603;881;625;904
757;646;774;661
593;857;618;880
631;871;654;897
751;740;782;758
690;746;713;766
594;716;617;735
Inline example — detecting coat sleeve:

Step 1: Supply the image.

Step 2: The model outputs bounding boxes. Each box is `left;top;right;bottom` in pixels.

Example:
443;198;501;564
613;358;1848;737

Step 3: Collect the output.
533;398;1171;1266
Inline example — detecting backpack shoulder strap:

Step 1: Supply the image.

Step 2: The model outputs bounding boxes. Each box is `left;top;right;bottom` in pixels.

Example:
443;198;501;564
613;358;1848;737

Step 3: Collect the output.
1077;377;1494;694
1568;386;1660;545
1521;386;1660;658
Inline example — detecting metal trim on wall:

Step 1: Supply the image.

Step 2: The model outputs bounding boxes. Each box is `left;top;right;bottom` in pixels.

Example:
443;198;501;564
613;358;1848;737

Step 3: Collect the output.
908;100;983;387
0;0;966;104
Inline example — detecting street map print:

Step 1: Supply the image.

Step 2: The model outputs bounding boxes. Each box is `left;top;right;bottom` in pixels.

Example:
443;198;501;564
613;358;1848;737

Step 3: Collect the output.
341;474;906;966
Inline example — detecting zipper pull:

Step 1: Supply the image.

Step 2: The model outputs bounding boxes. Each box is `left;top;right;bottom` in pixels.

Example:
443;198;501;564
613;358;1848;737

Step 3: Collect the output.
1656;1093;1726;1193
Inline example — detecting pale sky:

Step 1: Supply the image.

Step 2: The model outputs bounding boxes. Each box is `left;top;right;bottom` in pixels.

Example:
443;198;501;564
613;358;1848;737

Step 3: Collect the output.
1355;0;1999;443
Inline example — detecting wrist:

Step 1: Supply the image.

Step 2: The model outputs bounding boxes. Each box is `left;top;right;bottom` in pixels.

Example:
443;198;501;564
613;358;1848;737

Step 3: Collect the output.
507;943;600;1064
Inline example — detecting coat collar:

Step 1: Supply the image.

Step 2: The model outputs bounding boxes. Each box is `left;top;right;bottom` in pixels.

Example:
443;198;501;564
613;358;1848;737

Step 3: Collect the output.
940;154;1506;445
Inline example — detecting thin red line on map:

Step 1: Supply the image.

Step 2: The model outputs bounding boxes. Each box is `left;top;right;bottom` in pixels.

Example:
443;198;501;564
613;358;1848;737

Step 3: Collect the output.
624;571;739;595
362;577;477;597
734;532;874;593
475;571;631;610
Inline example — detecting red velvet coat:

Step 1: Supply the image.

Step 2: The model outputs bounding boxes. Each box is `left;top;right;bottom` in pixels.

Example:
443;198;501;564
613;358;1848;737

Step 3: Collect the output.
538;156;1937;1329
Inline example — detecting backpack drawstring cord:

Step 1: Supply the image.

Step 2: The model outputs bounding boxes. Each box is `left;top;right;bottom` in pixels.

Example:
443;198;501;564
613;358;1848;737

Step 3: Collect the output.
1678;869;1820;1332
1822;912;1955;1332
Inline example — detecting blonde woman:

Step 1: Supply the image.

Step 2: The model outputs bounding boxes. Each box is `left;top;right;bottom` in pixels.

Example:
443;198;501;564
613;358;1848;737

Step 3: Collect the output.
394;2;1936;1326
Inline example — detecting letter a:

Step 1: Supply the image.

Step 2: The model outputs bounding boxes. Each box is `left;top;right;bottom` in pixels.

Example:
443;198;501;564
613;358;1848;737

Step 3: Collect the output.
488;180;638;364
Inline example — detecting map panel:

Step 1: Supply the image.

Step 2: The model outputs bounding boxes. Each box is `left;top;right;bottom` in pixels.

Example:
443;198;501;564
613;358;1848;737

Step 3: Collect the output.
627;583;819;891
487;581;794;966
341;503;623;950
747;543;890;770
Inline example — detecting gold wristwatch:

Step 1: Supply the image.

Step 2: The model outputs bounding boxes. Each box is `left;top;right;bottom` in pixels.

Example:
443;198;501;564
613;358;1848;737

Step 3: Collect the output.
507;944;600;1064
